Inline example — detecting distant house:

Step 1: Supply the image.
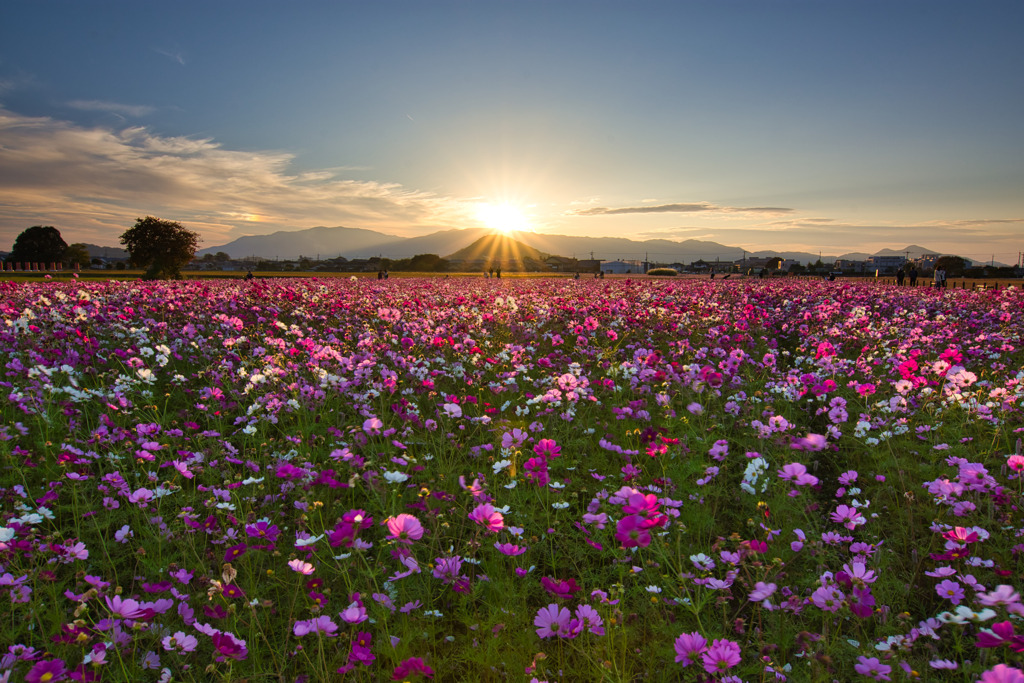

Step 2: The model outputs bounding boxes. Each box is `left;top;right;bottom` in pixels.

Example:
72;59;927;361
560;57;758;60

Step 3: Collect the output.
544;256;577;272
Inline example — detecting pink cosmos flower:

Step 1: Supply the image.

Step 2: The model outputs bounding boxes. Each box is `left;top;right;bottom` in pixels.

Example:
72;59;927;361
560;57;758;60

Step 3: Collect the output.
105;595;151;620
541;576;580;600
854;655;892;681
674;631;708;667
287;559;315;575
534;603;573;639
748;581;777;601
162;631;198;653
468;503;504;533
385;513;424;544
701;638;741;674
810;585;845;612
978;585;1024;615
293;616;339;637
831;504;865;530
841;562;877;585
339;595;368;624
494;541;527;556
942;526;979;544
778;462;819;486
977;665;1024;683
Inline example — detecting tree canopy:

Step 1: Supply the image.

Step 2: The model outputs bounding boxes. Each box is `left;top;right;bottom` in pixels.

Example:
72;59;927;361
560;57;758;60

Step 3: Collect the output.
64;243;91;268
120;216;200;280
934;255;970;278
6;226;68;265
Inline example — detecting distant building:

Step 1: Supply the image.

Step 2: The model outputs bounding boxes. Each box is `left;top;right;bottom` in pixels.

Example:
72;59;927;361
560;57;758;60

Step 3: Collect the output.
834;258;869;273
866;255;906;274
601;259;644;274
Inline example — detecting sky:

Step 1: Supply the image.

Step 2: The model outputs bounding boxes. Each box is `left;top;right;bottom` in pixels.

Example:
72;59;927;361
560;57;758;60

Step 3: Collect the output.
1;0;1023;262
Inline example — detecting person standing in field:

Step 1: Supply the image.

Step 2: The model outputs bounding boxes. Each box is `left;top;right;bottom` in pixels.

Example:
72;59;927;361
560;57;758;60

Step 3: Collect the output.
934;266;946;289
909;266;918;286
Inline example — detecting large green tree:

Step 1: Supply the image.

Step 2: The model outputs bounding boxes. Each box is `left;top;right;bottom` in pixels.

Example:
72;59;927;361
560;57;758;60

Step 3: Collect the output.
6;225;68;265
64;243;91;269
120;216;200;280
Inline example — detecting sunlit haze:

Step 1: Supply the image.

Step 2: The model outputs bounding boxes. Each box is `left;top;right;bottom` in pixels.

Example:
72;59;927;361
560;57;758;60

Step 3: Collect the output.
1;1;1022;262
476;203;532;235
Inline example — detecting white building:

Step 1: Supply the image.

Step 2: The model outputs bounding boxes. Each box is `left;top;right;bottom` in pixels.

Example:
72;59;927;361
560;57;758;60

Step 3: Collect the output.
600;259;644;274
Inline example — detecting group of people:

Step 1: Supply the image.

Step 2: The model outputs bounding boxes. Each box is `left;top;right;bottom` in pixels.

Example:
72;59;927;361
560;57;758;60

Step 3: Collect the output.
377;269;390;280
895;266;920;287
894;265;947;288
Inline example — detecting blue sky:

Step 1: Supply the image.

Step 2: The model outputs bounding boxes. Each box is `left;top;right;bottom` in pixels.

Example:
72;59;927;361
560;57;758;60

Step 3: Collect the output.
1;1;1022;261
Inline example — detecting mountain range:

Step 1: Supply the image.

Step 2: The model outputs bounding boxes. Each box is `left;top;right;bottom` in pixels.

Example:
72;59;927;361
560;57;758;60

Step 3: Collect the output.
187;225;976;265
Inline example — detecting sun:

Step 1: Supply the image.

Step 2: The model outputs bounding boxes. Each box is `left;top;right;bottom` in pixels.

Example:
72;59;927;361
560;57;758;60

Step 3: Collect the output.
475;202;531;234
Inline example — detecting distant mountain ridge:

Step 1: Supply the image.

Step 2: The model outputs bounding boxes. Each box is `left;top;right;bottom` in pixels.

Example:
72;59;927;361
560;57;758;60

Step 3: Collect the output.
183;225;983;265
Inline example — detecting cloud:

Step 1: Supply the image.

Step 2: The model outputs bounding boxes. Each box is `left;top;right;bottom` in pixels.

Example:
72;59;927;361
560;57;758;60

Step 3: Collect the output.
0;107;474;246
570;202;794;216
67;100;156;118
153;48;186;66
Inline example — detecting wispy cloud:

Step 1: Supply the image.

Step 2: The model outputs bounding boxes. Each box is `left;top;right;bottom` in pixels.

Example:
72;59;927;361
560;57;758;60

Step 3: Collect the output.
67;100;156;118
153;47;186;66
570;202;794;216
0;108;474;246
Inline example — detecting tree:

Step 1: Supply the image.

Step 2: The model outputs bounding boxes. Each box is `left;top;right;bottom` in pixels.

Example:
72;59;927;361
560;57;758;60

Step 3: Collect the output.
7;226;67;265
933;255;969;278
120;216;200;280
64;243;91;269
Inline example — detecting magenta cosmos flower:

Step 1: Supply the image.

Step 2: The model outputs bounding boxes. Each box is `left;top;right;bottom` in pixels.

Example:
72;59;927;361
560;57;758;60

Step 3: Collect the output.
391;656;433;680
384;513;424;544
468;503;504;533
674;631;708;667
534;603;573;639
24;659;68;683
615;515;652;548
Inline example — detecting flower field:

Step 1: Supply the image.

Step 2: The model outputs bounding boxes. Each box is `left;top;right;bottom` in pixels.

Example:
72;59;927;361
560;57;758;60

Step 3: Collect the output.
1;276;1022;682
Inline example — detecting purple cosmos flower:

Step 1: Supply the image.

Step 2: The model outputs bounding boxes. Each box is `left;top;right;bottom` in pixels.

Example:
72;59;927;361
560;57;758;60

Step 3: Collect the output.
534;603;573;639
748;581;777;602
853;655;892;681
574;604;604;635
935;579;964;605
